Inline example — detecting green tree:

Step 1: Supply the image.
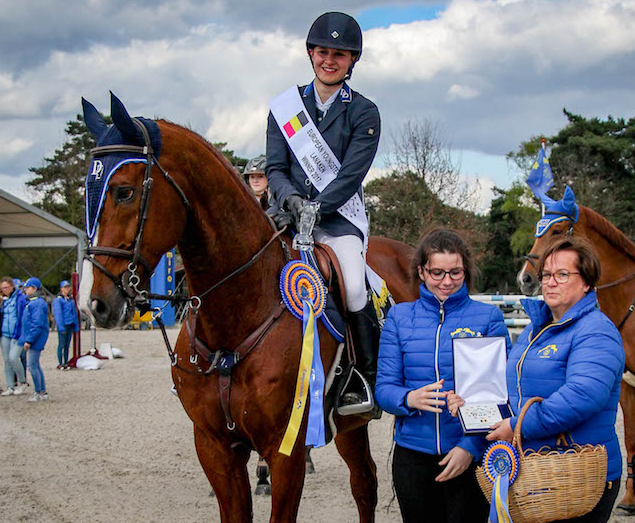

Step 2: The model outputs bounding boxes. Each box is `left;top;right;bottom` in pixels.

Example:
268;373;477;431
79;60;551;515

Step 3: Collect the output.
480;183;540;293
28;114;111;230
213;142;248;171
508;110;635;239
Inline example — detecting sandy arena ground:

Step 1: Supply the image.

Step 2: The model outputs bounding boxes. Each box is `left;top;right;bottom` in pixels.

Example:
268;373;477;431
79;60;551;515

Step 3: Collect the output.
0;327;632;522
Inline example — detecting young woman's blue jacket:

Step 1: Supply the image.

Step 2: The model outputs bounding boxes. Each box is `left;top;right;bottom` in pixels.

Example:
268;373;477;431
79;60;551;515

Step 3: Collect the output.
18;296;50;351
1;289;27;339
507;291;624;481
52;294;79;333
376;283;511;460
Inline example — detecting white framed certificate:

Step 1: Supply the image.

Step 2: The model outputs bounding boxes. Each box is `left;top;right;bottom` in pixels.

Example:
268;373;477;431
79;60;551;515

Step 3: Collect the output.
452;336;511;434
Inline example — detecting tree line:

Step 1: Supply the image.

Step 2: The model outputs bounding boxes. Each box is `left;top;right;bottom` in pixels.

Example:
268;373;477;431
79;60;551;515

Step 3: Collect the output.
4;109;633;294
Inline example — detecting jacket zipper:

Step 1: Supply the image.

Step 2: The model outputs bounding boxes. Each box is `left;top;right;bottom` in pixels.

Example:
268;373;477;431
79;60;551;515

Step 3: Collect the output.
515;318;572;410
435;301;445;455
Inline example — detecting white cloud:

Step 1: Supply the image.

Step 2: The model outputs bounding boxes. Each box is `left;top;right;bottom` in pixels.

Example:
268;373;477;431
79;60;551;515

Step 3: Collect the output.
447;84;479;100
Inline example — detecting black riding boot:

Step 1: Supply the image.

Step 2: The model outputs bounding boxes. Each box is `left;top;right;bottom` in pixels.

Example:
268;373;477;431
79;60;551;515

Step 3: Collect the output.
340;301;382;417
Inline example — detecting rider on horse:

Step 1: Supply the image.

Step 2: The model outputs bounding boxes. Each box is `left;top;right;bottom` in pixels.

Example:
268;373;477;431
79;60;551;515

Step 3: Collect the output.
266;12;381;411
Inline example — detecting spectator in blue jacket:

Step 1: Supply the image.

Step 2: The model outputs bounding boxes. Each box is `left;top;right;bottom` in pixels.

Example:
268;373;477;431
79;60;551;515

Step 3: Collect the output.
19;277;50;402
1;276;28;396
449;237;624;523
375;228;510;523
52;280;79;369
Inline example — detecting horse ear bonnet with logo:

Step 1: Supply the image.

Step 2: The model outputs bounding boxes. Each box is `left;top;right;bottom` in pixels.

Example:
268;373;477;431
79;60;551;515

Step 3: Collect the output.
534;186;579;237
82;92;162;242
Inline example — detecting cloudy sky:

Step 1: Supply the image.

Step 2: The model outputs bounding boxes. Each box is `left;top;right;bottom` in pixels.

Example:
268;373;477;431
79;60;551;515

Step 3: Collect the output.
2;0;634;212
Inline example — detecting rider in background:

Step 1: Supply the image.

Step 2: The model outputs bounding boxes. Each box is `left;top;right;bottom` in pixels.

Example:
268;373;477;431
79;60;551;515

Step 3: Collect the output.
243;155;270;211
266;12;381;410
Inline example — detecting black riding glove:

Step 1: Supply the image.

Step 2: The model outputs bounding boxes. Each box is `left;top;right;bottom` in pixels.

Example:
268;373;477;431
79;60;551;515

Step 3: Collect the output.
284;195;304;228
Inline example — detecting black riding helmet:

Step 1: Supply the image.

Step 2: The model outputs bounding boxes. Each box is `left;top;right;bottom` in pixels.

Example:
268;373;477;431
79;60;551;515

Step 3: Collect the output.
306;12;362;81
243;154;266;184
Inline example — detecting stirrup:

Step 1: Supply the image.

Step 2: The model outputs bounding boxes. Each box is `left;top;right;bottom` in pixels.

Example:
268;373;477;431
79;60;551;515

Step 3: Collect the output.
337;367;375;416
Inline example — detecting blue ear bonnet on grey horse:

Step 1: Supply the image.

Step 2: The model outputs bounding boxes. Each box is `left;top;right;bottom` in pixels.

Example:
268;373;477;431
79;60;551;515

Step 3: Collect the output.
82;92;162;242
534;186;579;237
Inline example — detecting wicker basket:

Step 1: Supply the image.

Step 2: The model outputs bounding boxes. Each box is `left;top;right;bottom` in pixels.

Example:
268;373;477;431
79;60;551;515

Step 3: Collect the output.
476;397;607;523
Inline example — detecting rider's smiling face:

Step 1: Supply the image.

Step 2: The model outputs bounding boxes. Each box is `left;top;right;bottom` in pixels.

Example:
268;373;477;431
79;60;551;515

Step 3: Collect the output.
309;46;355;87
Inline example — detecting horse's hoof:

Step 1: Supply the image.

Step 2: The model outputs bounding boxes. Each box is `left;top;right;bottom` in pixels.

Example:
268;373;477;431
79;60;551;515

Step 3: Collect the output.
255;483;271;496
210;489;216;498
616;502;635;515
305;461;315;474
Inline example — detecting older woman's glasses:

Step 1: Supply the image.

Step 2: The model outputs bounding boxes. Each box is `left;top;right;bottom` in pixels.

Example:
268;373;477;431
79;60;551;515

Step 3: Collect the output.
540;270;580;284
425;267;466;281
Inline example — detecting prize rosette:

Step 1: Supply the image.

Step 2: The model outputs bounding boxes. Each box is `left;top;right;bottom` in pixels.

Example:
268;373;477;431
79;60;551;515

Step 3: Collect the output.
482;441;519;523
278;260;327;456
280;261;326;320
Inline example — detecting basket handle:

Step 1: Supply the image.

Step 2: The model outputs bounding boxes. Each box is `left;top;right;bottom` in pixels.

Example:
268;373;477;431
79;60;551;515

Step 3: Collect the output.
512;396;573;455
512;396;543;455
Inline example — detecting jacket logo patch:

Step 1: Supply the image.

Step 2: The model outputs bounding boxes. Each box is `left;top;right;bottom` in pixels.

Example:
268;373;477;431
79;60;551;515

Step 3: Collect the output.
450;327;481;338
538;344;558;358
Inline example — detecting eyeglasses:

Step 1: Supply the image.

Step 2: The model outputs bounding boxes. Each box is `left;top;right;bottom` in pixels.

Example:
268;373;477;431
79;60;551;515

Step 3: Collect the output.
425;267;466;281
540;270;580;284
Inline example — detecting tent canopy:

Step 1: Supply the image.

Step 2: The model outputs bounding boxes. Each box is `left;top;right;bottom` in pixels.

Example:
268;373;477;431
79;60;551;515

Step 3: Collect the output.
0;188;85;250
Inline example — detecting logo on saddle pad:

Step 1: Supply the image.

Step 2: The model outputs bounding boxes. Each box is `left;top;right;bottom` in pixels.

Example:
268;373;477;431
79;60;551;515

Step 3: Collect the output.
450;327;482;338
538;344;558;358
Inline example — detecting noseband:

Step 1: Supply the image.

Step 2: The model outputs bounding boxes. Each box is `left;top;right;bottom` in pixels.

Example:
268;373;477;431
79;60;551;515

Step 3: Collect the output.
84;117;191;307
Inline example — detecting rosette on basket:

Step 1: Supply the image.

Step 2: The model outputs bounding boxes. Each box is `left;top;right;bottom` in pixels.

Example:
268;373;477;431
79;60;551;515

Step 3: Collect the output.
482;441;520;523
278;261;327;455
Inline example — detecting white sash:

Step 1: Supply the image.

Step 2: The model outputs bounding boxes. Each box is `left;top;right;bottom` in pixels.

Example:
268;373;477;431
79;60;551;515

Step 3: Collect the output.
269;85;369;241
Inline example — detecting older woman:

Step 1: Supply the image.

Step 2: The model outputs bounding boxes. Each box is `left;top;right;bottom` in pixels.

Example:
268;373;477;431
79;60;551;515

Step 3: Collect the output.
1;276;27;396
375;228;510;523
450;236;624;523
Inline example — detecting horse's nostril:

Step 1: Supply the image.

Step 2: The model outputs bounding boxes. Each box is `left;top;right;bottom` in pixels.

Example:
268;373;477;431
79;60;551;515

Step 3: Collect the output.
90;296;110;320
523;273;533;284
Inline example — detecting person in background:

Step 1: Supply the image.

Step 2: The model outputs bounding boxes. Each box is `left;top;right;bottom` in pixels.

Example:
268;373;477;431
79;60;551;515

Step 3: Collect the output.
375;228;510;523
1;276;28;396
19;277;50;402
243;155;270;211
448;237;624;523
52;280;79;370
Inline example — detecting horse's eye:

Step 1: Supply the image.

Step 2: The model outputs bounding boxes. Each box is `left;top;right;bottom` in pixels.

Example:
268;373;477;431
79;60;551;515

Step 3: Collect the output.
551;228;562;236
114;186;136;203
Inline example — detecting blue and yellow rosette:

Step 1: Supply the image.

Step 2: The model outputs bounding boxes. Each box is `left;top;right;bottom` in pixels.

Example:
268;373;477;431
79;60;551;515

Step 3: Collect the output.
278;261;327;456
483;441;520;523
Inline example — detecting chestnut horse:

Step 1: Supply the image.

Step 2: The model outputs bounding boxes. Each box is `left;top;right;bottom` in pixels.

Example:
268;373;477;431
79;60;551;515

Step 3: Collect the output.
518;204;635;513
78;94;417;523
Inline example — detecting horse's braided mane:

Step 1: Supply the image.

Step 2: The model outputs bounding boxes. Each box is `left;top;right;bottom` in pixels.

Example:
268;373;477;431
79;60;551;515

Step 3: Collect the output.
582;205;635;262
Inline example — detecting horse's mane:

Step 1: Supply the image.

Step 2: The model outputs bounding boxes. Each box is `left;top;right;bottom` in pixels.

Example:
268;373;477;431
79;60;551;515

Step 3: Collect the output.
156;119;244;182
582;205;635;262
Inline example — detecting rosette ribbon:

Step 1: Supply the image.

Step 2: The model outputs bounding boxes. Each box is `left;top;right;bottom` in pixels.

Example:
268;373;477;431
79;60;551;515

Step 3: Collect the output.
278;261;327;456
483;441;520;523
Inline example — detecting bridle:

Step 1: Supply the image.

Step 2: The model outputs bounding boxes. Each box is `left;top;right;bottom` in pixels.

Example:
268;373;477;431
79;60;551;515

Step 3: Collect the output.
84;117;191;309
524;213;635;330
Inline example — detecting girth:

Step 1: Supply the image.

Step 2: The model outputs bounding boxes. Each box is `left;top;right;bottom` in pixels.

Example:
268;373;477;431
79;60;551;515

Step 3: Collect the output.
185;301;287;430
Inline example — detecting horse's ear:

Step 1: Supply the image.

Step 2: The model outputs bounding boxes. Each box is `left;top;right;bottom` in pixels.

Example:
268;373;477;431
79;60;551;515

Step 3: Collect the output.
82;98;108;139
110;91;143;144
563;185;576;205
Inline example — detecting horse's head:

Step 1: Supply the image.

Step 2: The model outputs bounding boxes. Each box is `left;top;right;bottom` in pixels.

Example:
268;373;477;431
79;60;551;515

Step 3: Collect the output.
79;93;189;328
517;186;579;295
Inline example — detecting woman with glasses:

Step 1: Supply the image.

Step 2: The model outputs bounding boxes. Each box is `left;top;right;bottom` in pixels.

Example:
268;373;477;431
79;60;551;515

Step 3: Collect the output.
448;236;624;522
375;228;510;523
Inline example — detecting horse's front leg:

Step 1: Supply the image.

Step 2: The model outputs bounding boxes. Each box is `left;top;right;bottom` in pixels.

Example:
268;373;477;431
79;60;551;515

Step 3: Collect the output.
618;381;635;513
266;444;307;523
193;425;253;523
334;424;377;523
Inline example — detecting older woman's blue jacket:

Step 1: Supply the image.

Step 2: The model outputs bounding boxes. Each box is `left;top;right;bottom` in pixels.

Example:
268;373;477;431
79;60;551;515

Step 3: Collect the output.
508;291;624;481
376;283;510;460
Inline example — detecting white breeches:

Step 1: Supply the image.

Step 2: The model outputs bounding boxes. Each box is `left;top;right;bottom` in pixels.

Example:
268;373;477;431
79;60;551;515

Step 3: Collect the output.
313;228;367;312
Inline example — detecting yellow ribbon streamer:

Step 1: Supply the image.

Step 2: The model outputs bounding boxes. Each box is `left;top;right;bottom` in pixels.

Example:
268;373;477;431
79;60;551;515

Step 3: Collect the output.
278;303;315;456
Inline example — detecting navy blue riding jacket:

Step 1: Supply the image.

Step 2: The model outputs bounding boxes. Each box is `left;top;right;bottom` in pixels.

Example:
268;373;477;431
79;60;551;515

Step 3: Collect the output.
266;82;380;239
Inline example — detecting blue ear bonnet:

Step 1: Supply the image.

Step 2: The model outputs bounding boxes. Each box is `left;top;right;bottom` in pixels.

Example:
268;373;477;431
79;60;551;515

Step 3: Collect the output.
83;94;162;242
535;186;579;237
